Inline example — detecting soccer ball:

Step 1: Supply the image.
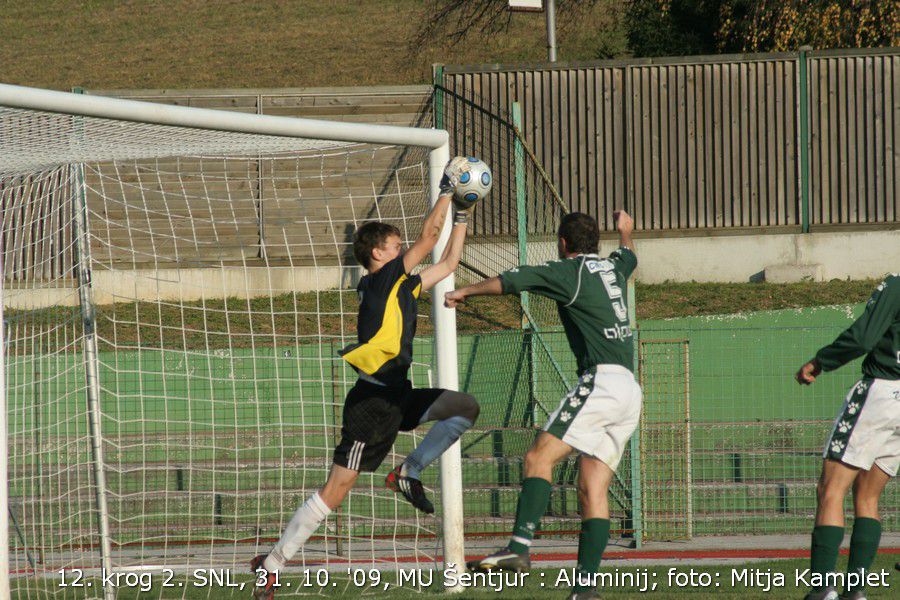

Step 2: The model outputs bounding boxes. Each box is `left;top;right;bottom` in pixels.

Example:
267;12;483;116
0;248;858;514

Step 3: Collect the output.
454;157;492;208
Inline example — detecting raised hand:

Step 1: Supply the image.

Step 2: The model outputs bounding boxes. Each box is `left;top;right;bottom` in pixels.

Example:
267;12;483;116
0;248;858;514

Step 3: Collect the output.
439;157;471;196
614;210;634;236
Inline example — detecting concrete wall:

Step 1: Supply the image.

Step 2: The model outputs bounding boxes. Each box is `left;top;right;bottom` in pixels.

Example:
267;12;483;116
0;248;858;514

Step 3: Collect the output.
630;229;898;283
3;266;364;310
4;229;897;309
462;229;899;284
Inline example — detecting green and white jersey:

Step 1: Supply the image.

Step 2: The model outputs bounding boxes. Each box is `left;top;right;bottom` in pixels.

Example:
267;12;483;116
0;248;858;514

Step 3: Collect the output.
500;247;638;375
815;274;900;380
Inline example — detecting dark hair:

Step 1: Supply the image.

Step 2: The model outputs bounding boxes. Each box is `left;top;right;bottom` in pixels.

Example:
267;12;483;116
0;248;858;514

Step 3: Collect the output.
558;212;600;255
353;221;401;268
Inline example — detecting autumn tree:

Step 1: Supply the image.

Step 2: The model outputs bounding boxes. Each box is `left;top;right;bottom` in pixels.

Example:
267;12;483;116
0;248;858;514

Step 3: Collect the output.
626;0;897;57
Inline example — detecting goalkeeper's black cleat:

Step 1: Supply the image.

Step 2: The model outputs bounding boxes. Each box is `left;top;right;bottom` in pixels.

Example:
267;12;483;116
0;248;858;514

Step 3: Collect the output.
839;592;867;600
250;554;277;600
386;465;435;514
466;547;531;573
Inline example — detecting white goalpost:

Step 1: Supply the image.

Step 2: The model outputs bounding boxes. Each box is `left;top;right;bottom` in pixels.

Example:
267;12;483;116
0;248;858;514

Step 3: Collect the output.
0;83;463;598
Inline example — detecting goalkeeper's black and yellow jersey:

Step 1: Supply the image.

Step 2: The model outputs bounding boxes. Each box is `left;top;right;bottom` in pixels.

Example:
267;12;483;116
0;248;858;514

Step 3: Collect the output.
500;247;638;376
815;274;900;380
340;255;422;387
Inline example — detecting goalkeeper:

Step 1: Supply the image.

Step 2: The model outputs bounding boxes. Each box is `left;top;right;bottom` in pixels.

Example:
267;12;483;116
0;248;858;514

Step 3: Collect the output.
250;158;480;599
445;210;640;600
795;274;899;600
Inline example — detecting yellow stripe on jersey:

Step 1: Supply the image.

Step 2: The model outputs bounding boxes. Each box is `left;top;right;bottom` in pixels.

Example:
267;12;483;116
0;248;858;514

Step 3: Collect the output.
342;274;408;375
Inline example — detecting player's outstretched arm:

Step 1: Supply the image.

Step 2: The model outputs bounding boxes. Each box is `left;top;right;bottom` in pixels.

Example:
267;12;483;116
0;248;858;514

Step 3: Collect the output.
444;277;503;308
403;158;470;273
418;208;470;292
795;276;898;384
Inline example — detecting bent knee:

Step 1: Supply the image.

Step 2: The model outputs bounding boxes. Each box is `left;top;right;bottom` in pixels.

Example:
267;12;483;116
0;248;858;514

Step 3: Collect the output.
461;394;480;423
524;448;544;471
431;391;479;423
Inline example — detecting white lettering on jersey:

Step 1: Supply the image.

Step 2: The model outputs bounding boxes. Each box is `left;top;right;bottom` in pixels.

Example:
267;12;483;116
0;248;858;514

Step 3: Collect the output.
603;324;633;341
585;259;614;274
584;260;628;321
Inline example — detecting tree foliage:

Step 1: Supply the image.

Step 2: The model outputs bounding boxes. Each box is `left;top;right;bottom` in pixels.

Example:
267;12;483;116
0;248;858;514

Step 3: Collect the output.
626;0;898;57
717;0;898;52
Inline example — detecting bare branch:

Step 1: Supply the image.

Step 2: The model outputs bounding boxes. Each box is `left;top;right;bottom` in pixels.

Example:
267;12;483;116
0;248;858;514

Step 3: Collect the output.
410;0;601;56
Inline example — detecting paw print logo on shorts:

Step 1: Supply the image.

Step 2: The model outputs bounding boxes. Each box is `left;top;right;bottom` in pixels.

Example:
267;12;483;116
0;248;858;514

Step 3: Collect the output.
847;401;860;415
581;373;592;383
577;386;590;397
560;411;572;423
831;440;846;454
569;398;582;408
837;420;851;433
525;522;536;531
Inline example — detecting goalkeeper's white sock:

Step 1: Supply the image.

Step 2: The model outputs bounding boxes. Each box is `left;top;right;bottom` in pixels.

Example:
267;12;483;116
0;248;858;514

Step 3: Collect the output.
263;492;331;572
403;416;473;480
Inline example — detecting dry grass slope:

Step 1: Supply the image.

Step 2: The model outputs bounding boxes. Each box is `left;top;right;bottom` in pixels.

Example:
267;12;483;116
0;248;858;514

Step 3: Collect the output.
0;0;625;91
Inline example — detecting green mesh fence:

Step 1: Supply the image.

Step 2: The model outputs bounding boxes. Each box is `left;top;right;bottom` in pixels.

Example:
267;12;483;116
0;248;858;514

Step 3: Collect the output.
638;307;899;537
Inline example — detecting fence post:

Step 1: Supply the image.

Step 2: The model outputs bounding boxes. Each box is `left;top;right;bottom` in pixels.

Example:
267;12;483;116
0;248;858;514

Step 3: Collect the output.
512;105;528;272
433;64;444;130
628;279;642;548
0;228;8;600
71;86;115;600
512;101;539;431
798;46;812;233
73;164;115;600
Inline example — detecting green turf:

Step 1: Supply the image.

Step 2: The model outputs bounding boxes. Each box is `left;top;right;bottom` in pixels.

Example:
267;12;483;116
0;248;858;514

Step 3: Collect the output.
22;555;900;599
635;279;880;320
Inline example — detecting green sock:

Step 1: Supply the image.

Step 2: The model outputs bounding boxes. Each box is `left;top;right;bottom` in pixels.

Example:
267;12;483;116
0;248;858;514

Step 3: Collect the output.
846;517;881;593
507;477;551;555
574;519;610;592
810;525;844;590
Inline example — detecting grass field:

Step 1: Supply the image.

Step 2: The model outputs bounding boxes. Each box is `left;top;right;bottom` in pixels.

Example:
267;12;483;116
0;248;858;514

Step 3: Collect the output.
23;556;900;599
0;0;626;91
5;279;882;347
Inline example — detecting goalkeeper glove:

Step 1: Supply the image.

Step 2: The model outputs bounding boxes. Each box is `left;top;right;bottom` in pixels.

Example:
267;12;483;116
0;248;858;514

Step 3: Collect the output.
439;156;471;196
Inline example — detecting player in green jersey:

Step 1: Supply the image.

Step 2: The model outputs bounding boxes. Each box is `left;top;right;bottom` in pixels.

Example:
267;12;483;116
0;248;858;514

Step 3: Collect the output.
445;211;640;600
795;274;900;600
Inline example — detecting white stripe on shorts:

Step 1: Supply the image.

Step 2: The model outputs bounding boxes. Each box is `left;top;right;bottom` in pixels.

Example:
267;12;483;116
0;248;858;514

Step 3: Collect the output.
348;441;364;471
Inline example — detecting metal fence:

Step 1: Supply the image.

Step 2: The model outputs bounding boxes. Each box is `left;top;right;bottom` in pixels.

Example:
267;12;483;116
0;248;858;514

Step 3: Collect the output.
439;47;899;232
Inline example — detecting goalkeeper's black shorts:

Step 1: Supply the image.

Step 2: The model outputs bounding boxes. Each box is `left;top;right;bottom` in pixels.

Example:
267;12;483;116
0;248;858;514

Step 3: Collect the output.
333;379;443;472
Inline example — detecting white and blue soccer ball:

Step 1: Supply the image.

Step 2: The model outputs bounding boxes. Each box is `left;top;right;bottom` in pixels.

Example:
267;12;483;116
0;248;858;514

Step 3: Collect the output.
454;157;492;208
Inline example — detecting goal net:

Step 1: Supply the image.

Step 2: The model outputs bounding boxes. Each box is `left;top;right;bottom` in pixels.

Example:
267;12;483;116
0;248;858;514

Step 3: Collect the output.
0;85;457;598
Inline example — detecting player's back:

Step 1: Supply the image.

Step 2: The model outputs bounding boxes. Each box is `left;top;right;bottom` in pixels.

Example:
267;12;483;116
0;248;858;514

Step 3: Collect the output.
556;250;636;374
500;247;637;376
